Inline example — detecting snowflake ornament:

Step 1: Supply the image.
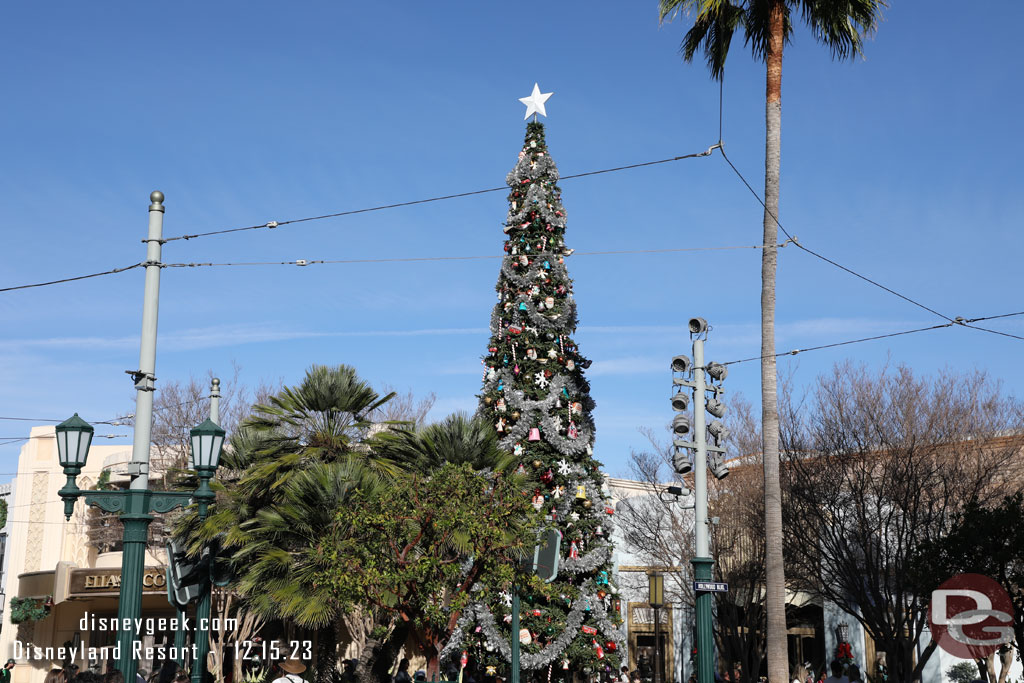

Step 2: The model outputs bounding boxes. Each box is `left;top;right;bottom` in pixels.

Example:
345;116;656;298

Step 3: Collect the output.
534;372;550;389
557;459;571;475
500;591;513;608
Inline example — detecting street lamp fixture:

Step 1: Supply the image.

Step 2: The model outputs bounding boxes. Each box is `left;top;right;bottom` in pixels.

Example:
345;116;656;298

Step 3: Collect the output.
56;414;95;519
189;418;225;519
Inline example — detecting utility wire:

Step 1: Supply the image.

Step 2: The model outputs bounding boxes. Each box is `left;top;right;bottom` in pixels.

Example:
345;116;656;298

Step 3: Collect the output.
716;145;956;324
723;311;1024;366
0;263;143;294
160;243;766;270
162;146;719;243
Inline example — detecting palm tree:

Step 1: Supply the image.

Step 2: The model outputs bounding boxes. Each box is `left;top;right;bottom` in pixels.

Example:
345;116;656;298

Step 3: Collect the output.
178;364;399;683
372;411;517;474
656;2;885;681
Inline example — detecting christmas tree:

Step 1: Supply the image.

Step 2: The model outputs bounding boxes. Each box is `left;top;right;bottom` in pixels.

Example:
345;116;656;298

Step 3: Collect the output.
441;119;625;679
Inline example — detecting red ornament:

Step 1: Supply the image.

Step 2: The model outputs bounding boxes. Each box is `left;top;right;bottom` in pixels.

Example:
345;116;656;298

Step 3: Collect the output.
605;641;617;652
581;625;597;636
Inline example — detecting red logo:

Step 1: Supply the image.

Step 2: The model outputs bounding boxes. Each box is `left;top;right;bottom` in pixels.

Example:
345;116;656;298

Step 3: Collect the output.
929;573;1014;658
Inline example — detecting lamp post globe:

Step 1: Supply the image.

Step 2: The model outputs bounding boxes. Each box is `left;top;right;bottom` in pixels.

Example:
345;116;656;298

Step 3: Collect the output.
189;418;225;471
189;418;225;519
55;413;94;469
56;414;94;519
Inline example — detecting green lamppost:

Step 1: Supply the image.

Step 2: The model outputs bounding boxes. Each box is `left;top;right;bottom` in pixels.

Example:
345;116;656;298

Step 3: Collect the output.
56;413;225;681
188;418;225;683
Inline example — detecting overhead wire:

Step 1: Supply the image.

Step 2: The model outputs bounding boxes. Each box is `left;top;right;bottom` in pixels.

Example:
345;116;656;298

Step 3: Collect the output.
160;243;767;270
0;263;143;294
161;146;719;243
722;311;1024;366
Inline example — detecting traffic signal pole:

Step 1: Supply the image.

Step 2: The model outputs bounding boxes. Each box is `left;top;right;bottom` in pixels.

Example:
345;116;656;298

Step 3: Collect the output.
690;335;715;683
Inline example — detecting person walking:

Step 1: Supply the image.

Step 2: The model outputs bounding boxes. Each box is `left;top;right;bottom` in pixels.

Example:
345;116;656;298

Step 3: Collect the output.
394;660;412;683
271;659;306;683
822;661;848;683
845;666;862;683
0;660;14;683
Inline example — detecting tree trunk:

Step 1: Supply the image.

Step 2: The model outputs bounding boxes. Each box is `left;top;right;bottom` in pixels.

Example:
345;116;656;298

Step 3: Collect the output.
355;620;411;683
761;2;788;683
317;624;339;683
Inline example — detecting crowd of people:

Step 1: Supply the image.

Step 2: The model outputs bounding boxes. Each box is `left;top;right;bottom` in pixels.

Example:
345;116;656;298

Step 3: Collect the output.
38;661;191;683
791;660;865;683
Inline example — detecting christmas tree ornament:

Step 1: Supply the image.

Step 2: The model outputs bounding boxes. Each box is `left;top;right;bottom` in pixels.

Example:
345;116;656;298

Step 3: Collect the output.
484;396;494;406
570;541;579;558
575;485;587;499
593;640;604;659
568;422;579;440
562;661;570;671
541;468;554;484
582;500;592;509
581;626;597;636
496;398;506;412
557;459;571;475
545;296;555;309
528;428;541;441
532;493;544;510
548;347;558;359
496;418;506;433
511;411;521;421
513;443;524;457
532;458;543;468
552;485;564;498
486;666;497;676
527;348;538;360
605;641;617;652
519;628;532;645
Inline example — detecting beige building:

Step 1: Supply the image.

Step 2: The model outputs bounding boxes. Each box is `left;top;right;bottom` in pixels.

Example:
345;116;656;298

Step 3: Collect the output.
1;426;180;683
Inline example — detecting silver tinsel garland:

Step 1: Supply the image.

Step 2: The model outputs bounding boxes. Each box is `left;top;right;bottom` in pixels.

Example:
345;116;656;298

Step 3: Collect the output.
498;253;571;291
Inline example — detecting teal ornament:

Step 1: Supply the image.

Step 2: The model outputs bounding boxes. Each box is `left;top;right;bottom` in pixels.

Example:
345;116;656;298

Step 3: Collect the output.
543;260;551;270
498;380;504;391
562;387;570;399
519;302;528;311
503;354;509;366
598;571;608;585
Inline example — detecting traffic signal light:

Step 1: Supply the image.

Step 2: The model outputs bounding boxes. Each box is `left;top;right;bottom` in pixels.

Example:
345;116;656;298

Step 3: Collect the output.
166;539;205;608
209;534;233;588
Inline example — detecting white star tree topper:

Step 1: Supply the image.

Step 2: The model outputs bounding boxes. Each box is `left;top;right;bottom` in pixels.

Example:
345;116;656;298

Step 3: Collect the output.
519;83;553;120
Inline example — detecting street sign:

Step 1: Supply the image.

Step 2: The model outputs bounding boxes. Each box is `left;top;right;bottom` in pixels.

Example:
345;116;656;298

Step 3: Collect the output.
694;581;728;593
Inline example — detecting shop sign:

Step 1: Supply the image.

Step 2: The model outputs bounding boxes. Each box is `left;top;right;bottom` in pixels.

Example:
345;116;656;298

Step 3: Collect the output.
69;568;167;596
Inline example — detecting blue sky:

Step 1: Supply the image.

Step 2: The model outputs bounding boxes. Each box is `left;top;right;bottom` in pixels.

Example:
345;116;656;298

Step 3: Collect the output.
2;2;1022;480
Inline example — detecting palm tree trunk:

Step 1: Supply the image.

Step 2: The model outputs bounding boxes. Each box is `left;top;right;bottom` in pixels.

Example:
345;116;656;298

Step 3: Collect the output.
761;2;789;683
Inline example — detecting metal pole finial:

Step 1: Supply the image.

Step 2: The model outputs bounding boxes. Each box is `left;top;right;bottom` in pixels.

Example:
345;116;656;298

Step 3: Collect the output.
150;191;165;212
